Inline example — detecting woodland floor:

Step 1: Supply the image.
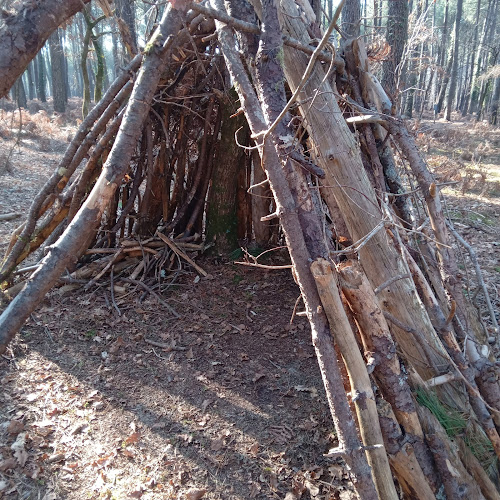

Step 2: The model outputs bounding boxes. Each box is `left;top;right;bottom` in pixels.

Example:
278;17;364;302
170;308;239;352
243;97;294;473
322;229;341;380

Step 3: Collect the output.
0;105;499;500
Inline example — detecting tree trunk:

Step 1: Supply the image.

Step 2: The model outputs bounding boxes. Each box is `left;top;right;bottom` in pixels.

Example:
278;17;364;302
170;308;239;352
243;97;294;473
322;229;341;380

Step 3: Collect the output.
206;90;247;253
381;0;408;102
444;0;464;121
26;63;35;101
342;0;361;38
251;150;272;247
0;0;90;99
13;76;27;109
48;29;67;113
37;51;47;103
490;77;500;125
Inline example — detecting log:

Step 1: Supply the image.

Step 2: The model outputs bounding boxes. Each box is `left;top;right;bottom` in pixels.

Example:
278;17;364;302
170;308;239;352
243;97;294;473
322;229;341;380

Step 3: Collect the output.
311;258;398;500
0;0;91;98
278;0;451;390
212;1;378;496
339;260;439;489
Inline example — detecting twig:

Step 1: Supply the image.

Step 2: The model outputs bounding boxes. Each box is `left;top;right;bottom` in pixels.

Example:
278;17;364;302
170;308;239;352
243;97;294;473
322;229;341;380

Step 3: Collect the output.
0;212;21;221
144;338;187;350
446;221;498;336
110;266;121;316
123;278;180;318
156;231;208;276
85;248;124;289
374;274;411;295
234;261;293;270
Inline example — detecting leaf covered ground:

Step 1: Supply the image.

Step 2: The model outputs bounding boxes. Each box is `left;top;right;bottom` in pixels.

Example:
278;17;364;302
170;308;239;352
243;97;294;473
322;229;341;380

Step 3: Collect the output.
0;107;499;499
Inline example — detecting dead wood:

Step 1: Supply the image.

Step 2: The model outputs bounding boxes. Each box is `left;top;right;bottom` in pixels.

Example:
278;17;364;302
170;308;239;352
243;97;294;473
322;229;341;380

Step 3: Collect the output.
0;0;92;99
312;258;398;499
212;0;377;496
0;5;185;353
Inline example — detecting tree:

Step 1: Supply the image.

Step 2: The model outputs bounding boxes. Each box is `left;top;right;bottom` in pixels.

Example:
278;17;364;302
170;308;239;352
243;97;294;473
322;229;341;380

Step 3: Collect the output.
445;0;464;120
0;0;91;99
1;1;499;498
382;0;408;99
48;28;67;113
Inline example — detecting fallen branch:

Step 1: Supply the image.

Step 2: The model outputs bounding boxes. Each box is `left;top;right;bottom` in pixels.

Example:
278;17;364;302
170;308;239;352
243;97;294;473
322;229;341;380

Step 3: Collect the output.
0;213;22;221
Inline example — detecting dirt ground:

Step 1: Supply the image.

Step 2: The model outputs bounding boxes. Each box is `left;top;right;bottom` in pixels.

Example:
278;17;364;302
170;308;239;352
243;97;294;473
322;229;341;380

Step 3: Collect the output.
0;106;499;500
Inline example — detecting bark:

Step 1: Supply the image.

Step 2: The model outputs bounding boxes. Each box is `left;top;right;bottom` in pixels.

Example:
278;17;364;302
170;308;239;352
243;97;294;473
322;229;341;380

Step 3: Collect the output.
279;2;450;390
37;51;47;103
213;0;379;496
26;62;35;100
48;29;67;113
0;5;184;352
0;0;91;99
417;406;487;499
251;149;272;247
312;259;399;499
461;0;482;115
115;0;138;58
13;76;27;108
490;77;500;125
206;90;246;253
339;261;439;489
444;0;464;121
382;0;408;100
341;0;361;39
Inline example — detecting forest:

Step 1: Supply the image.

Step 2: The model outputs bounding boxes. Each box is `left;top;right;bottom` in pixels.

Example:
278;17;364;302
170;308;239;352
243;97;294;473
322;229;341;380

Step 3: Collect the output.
0;0;499;498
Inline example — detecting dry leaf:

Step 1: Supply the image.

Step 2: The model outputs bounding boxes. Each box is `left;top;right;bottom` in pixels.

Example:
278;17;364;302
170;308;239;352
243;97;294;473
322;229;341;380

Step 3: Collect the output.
46;453;66;464
269;473;278;491
128;488;144;498
11;432;28;467
7;419;25;435
125;432;141;445
0;458;17;472
249;443;259;456
185;488;206;500
210;438;224;451
109;336;125;354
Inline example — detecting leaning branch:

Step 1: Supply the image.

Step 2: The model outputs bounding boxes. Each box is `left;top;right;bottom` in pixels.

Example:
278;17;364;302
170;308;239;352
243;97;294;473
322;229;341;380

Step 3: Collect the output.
0;0;91;98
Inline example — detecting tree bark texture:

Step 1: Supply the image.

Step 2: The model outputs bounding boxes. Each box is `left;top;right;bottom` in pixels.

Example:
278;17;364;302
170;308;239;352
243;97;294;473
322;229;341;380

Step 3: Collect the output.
381;0;408;98
0;0;91;99
206;90;247;253
445;0;464;121
48;29;67;113
279;0;451;389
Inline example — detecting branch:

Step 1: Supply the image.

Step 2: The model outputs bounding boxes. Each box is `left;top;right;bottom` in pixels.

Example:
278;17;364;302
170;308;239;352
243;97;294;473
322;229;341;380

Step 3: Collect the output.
252;0;345;140
188;1;344;69
0;0;91;98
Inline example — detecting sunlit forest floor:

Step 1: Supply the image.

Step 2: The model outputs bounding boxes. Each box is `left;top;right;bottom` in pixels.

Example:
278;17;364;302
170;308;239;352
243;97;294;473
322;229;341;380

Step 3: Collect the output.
0;104;499;499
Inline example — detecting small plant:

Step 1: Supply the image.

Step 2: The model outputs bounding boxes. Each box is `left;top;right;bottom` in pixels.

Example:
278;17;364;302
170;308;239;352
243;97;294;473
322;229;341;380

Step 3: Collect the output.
85;329;97;339
416;388;466;437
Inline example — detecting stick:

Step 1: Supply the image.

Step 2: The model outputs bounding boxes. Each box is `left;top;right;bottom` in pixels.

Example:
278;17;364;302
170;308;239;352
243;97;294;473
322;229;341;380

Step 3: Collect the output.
156;232;208;276
144;338;187;351
0;213;21;221
252;0;345;140
123;278;180;318
446;221;499;336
